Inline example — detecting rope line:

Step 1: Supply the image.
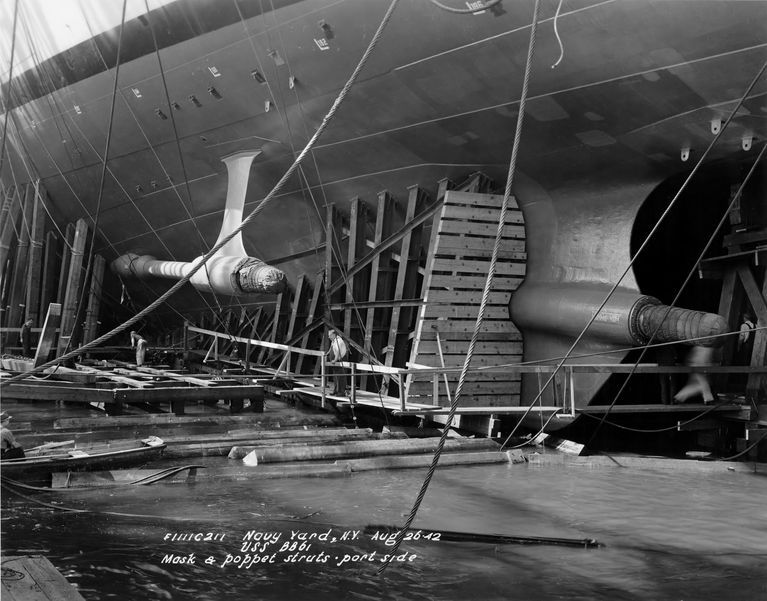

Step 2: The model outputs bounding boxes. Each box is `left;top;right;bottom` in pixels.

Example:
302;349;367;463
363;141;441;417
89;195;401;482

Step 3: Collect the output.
377;0;543;574
551;0;565;68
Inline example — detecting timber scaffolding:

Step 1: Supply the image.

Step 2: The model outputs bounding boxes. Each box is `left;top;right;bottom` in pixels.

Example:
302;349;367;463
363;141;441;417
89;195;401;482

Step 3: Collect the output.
0;179;118;356
2;172;765;451
173;171;533;435
167;171;765;449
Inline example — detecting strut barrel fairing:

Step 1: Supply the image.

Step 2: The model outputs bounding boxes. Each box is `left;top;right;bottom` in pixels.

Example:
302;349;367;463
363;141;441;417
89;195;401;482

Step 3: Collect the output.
510;283;727;349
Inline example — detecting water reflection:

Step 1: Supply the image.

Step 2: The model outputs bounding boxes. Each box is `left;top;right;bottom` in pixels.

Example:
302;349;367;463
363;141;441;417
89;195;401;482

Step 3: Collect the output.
3;461;766;600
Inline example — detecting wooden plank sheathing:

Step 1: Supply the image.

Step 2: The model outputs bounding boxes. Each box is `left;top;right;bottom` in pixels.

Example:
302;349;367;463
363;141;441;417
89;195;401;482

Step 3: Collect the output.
408;190;526;408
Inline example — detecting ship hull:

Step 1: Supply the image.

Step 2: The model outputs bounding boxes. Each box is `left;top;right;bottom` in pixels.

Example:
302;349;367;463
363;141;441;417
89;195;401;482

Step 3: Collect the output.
1;0;765;422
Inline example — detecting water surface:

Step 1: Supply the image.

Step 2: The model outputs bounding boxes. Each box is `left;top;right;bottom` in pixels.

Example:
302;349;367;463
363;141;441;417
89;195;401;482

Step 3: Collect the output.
3;458;766;600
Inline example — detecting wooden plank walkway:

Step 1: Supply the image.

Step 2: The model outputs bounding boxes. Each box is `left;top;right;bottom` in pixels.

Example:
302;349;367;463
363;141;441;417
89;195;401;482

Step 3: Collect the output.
1;556;85;601
393;403;745;416
277;385;439;411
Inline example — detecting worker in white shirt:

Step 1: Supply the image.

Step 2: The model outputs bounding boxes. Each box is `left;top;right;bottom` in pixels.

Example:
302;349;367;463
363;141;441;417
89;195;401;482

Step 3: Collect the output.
326;329;349;395
737;310;756;364
130;330;149;367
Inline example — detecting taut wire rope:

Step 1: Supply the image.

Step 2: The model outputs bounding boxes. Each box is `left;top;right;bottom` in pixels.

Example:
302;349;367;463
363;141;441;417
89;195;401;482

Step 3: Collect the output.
377;0;543;574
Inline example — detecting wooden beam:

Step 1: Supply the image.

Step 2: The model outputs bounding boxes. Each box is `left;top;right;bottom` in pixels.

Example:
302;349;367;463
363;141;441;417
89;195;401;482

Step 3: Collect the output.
459;171;494;194
296;272;324;374
363;191;394;370
285;273;308;344
82;254;105;344
332;298;426;310
409;192;446;376
1;555;87;601
57;218;88;356
33;302;62;367
385;186;426;371
329;199;443;296
244;306;262;370
75;365;153;388
344;196;368;338
113;384;264;403
436;177;455;202
0;184;22;287
39;231;60;316
737;264;767;323
285;273;310;371
724;227;767;248
259;292;286;364
56;222;75;307
123;364;213;387
2;383;114;403
325;202;344;322
7;184;33;332
24;181;47;325
737;264;767;400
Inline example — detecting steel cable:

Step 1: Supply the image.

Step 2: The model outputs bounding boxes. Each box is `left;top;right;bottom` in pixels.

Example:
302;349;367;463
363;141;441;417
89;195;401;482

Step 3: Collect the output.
377;0;544;574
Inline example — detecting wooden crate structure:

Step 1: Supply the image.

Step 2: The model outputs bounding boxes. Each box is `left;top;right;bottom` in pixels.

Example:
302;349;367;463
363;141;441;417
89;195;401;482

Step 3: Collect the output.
407;191;526;408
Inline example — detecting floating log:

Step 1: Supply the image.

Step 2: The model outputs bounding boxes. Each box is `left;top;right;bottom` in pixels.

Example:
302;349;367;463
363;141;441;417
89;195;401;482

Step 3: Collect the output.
53;412;341;431
225;431;407;459
231;437;498;463
165;432;402;459
17;427;376;449
342;450;509;471
53;463;353;485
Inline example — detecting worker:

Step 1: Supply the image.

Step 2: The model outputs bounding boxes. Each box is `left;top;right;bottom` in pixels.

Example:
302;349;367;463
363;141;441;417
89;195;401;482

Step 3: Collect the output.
737;310;756;365
19;318;33;357
130;330;149;367
1;411;25;459
673;345;715;404
326;329;349;395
